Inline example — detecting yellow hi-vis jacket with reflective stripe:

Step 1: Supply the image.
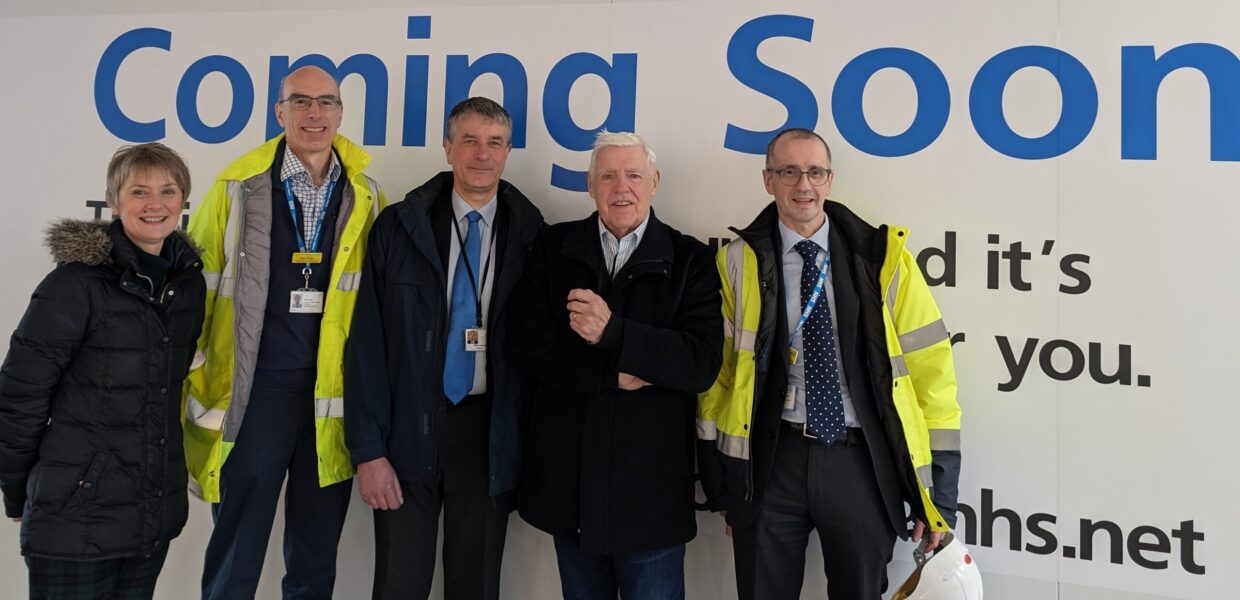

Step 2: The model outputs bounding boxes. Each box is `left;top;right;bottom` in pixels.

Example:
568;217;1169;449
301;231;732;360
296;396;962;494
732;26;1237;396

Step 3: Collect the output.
697;204;961;532
183;134;385;502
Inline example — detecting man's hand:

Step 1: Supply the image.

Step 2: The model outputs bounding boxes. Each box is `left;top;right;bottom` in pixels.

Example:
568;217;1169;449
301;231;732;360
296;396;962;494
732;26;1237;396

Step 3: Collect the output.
357;457;403;511
9;517;19;524
911;520;945;552
722;511;732;538
567;289;612;344
618;372;651;391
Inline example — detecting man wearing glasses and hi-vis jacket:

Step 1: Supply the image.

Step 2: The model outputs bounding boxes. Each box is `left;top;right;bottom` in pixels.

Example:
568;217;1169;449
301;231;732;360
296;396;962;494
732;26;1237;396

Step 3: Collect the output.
697;127;963;600
185;65;385;600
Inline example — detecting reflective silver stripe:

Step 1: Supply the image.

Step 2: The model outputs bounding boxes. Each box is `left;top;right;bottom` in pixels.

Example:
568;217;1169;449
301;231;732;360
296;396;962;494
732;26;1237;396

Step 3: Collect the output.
696;419;718;440
336;271;362;292
185;394;226;431
716;430;750;460
721;309;758;352
735;329;757;352
725;241;747;354
929;429;961;451
899;319;949;353
891;355;909;378
219;180;245;299
315;397;344;419
190;349;207;370
202;272;222;290
917;464;935;488
886;261;901;311
188;478;204;499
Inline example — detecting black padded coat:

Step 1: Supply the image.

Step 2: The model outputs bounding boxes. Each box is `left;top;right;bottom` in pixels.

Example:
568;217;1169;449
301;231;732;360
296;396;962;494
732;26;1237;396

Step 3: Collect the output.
0;219;205;560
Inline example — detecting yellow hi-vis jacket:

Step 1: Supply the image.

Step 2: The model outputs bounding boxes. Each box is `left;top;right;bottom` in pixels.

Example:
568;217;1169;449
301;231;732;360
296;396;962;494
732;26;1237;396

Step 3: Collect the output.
697;202;961;532
183;134;384;502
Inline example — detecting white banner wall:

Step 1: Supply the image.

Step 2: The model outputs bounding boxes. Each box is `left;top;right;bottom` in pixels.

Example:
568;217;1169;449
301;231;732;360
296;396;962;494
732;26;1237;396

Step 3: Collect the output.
0;1;1235;598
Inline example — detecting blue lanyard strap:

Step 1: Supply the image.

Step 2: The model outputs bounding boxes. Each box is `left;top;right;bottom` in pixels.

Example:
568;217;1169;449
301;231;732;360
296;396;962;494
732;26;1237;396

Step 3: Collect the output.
283;177;336;253
789;255;830;344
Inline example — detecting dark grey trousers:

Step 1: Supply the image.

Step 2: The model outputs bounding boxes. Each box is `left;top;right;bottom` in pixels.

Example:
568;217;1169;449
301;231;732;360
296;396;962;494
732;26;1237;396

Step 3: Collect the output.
733;427;897;600
371;395;509;600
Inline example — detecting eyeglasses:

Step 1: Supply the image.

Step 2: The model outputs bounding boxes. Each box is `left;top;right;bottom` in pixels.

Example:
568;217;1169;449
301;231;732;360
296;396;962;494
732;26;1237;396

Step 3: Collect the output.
278;95;342;111
768;166;833;186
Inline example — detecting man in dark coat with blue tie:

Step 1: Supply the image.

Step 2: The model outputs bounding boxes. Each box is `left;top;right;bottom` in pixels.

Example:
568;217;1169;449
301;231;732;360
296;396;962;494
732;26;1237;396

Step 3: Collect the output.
344;97;544;600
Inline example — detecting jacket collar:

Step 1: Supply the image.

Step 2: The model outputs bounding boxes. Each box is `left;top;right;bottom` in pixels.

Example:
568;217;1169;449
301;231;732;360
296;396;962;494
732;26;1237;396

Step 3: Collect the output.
561;210;675;277
217;133;372;183
44;218;201;271
397;172;542;272
732;201;888;266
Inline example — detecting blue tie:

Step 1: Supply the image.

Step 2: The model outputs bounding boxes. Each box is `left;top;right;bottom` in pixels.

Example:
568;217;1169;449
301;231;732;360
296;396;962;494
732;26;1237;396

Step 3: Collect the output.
796;240;847;443
444;211;482;404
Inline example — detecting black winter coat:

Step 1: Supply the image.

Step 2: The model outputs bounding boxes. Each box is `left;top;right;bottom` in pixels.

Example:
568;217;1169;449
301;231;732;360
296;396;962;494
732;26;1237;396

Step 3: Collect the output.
0;219;205;560
509;212;722;555
345;172;544;499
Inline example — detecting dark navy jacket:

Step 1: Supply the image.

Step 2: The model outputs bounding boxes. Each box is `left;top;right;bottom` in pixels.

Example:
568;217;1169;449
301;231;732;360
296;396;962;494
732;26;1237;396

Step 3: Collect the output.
344;172;543;499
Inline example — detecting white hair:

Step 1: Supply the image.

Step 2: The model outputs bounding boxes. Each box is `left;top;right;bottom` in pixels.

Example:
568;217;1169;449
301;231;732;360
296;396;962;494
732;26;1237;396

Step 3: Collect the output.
588;130;658;176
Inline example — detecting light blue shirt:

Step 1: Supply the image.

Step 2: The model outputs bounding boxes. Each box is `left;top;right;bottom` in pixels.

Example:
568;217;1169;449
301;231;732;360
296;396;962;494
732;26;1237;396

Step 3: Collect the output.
778;218;858;427
599;212;651;276
447;191;498;396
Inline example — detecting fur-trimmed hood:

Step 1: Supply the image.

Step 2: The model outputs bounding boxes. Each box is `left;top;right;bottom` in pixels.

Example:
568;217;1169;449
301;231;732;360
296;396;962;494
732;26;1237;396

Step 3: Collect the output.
44;218;201;266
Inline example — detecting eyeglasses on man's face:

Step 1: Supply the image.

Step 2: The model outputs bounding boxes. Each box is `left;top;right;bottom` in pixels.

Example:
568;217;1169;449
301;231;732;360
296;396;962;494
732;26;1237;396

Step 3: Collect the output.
768;166;833;186
278;94;342;111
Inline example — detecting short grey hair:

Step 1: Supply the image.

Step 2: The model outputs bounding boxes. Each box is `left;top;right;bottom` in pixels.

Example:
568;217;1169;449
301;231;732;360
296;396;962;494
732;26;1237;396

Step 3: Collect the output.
105;142;191;209
764;128;832;170
588;130;658;177
445;97;513;144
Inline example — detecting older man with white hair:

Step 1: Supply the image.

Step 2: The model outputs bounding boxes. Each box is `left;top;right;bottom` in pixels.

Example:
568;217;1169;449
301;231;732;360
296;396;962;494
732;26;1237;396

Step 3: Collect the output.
508;131;723;599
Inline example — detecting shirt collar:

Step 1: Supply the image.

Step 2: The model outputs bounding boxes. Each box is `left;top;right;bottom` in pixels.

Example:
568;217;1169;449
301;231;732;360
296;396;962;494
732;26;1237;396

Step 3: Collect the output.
280;146;342;187
451;190;499;228
598;211;652;246
778;215;831;258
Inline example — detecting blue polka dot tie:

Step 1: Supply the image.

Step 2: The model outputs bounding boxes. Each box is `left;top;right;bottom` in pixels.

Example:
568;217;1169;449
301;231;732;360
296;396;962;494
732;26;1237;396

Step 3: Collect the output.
795;239;846;443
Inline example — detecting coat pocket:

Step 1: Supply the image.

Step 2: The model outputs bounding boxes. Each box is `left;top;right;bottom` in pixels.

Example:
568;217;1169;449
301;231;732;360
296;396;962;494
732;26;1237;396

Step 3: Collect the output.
61;452;108;512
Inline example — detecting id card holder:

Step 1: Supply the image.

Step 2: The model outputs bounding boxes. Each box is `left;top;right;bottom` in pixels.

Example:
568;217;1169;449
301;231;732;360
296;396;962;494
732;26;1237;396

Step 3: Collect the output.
784;385;797;410
464;327;487;352
290;289;324;314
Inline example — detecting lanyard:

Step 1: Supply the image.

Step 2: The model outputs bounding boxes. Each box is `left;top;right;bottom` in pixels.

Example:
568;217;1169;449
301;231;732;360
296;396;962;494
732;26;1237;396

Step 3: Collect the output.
451;211;496;328
283;177;336;254
789;254;830;345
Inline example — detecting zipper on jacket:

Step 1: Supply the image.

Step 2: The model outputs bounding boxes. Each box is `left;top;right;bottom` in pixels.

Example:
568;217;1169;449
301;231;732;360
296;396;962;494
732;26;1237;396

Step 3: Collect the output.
743;275;774;503
136;273;157;302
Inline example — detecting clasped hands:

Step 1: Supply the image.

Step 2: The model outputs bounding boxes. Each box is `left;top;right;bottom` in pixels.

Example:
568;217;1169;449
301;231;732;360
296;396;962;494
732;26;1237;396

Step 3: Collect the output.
567;289;648;391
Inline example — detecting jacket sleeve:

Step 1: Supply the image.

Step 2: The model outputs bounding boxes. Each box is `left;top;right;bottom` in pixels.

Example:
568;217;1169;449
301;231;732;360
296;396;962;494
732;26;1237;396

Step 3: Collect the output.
0;268;91;518
343;214;394;466
696;246;734;510
594;243;724;395
186;178;229;376
507;231;610;394
894;247;962;527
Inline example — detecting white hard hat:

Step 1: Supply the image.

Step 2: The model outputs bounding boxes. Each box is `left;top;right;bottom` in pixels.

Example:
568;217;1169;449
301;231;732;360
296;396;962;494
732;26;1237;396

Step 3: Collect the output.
892;532;983;600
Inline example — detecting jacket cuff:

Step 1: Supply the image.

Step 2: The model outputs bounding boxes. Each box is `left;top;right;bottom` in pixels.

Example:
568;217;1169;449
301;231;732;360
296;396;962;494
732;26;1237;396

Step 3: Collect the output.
349;442;387;467
595;315;625;355
4;492;25;519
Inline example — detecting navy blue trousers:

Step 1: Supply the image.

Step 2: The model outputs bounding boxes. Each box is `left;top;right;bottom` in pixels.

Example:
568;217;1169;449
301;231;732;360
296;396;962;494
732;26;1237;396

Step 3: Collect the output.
201;393;352;600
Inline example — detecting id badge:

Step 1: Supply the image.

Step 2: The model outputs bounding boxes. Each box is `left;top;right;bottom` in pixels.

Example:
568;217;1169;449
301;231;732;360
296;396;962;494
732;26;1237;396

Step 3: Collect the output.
789;347;799;365
464;327;487;352
290;289;324;314
784;385;797;410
